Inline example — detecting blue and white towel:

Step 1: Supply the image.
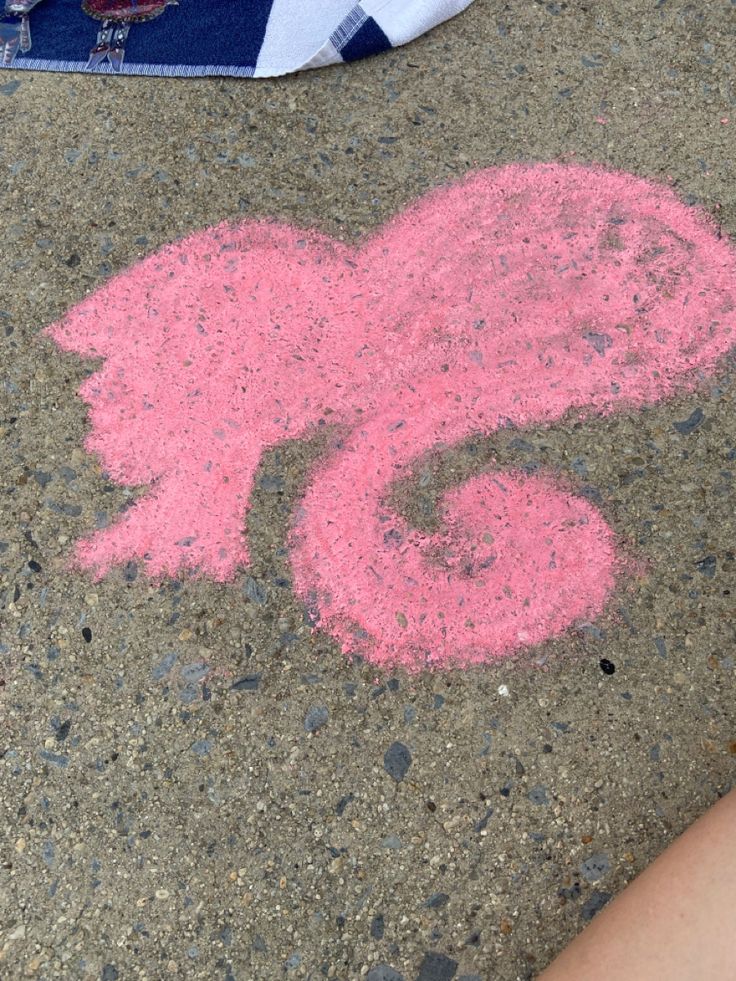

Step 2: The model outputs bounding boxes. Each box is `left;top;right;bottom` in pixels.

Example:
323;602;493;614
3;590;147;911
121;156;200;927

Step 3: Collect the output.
1;0;475;77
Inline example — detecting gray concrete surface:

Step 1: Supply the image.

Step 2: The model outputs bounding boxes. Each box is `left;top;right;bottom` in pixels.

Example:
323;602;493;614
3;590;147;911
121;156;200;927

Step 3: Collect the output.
1;2;735;979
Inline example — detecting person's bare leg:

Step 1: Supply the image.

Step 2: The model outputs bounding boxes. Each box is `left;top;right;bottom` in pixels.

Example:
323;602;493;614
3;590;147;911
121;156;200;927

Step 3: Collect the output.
539;789;736;980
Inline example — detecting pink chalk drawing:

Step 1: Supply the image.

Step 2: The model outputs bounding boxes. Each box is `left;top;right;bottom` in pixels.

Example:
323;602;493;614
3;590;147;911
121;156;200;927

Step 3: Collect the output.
48;164;736;669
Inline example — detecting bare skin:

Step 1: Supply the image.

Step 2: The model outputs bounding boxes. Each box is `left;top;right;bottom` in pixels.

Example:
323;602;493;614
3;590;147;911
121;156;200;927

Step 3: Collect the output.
539;789;736;980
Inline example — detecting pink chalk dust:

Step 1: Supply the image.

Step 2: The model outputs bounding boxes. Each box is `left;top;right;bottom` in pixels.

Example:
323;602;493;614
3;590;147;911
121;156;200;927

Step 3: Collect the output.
48;164;736;669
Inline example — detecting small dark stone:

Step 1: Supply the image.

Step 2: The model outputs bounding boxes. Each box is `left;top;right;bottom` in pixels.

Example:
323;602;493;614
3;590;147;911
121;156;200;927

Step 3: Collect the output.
384;741;412;781
304;705;329;732
558;882;582;901
244;576;267;604
581;890;612;921
474;807;494;832
583;331;613;356
370;914;385;939
55;719;71;742
46;500;83;517
179;682;199;704
383;527;404;547
425;893;450;909
509;437;535;452
180;661;209;683
336;793;354;816
580;853;610;882
230;674;261;692
416;951;458;981
101;966;119;981
620;467;645;485
579;484;603;503
673;407;704;435
599;658;615;675
366;966;404;981
28;560;42;573
82;627;92;643
528;786;549;806
152;652;177;680
259;474;285;492
41;840;55;868
696;555;717;578
123;561;138;582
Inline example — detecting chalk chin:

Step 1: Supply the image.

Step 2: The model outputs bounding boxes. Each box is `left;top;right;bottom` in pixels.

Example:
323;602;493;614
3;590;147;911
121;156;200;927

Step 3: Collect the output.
71;489;250;583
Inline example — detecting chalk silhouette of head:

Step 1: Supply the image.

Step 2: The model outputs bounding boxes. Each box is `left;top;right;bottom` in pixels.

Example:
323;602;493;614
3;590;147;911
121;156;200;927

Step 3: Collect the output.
49;164;736;668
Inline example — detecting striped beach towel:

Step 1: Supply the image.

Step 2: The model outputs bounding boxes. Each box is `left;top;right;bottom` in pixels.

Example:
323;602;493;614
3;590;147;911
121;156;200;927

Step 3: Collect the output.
0;0;475;77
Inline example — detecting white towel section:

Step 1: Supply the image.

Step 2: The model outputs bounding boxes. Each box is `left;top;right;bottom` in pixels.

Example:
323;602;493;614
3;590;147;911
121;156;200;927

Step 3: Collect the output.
255;0;354;76
360;0;475;46
255;0;475;77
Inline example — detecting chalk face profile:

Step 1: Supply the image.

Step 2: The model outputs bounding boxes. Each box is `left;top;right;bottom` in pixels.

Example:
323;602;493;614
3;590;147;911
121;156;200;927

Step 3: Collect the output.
49;164;736;669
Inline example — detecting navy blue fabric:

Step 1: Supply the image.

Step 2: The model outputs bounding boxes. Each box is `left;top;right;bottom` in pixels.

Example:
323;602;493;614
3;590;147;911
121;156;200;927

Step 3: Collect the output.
19;0;275;67
339;16;390;63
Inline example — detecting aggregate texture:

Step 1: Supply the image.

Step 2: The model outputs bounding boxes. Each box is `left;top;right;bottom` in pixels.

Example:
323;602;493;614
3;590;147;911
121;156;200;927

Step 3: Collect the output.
1;2;735;979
